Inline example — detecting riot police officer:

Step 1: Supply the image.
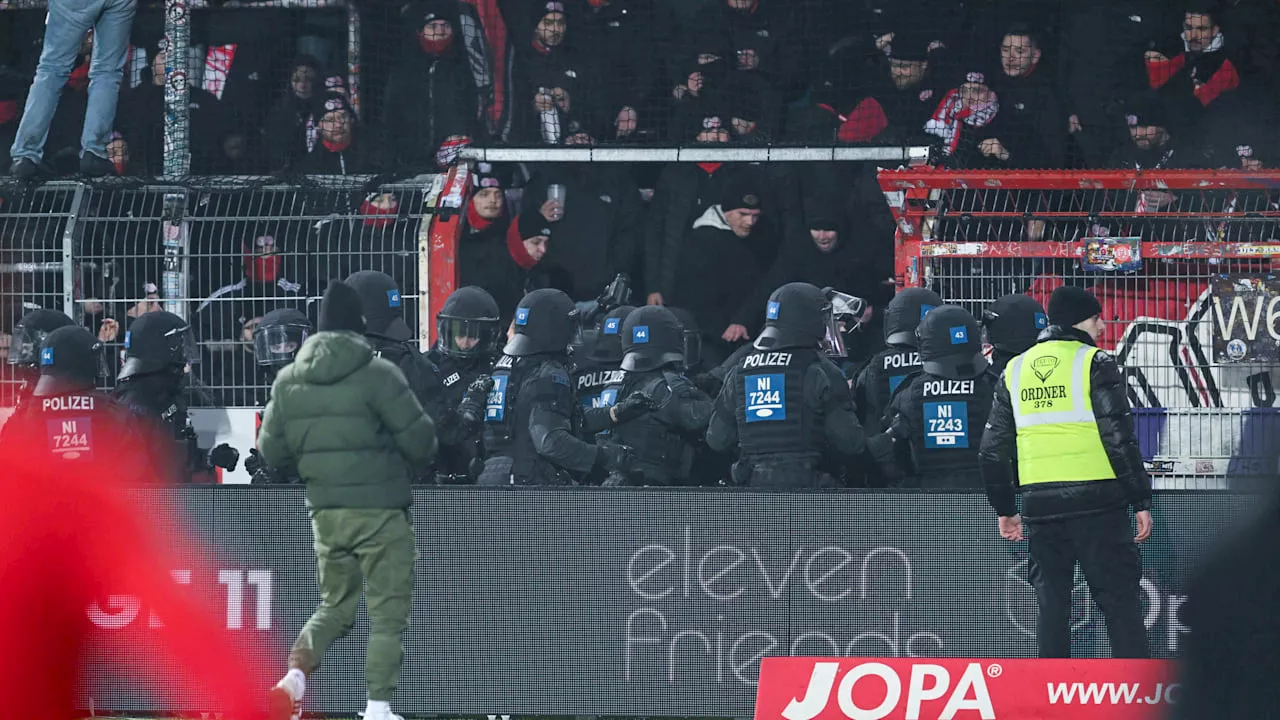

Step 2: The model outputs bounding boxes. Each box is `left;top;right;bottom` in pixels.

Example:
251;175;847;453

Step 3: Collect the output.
982;293;1047;377
114;311;239;482
0;326;149;472
478;289;632;485
573;304;635;416
706;283;878;488
581;306;713;486
853;287;943;433
345;270;447;423
878;305;994;488
244;308;312;484
5;308;74;407
429;285;502;482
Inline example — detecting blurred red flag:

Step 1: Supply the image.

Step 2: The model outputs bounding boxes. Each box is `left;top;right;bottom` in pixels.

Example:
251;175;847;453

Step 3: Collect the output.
0;437;269;719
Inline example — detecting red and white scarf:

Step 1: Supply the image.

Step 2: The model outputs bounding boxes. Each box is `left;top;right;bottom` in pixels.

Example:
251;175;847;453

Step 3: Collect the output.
923;88;998;156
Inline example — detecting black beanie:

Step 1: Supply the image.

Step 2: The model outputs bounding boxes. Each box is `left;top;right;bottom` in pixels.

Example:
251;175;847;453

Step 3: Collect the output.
1048;286;1103;328
318;280;367;333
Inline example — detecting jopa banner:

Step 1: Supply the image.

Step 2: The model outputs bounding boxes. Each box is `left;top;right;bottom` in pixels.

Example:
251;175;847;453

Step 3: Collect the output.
756;658;1177;720
80;489;1251;717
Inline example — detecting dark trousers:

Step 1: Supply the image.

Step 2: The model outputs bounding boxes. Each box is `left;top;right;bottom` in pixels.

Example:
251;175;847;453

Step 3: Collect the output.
1028;508;1150;659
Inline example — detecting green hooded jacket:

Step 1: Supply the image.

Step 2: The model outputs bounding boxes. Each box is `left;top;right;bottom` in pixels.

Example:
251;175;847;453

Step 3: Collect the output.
258;330;436;509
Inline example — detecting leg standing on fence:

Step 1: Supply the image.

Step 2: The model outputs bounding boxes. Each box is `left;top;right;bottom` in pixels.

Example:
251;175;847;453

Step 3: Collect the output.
9;0;136;179
979;286;1154;658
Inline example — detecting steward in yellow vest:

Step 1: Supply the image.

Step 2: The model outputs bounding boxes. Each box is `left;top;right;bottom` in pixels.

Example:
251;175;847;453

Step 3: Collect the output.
978;286;1153;659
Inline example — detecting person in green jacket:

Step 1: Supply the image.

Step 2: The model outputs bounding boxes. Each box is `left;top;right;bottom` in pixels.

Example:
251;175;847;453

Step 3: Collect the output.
261;280;436;720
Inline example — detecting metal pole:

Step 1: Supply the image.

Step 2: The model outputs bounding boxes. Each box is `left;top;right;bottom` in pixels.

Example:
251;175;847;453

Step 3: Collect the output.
161;191;189;320
162;0;191;179
346;0;362;118
60;185;86;322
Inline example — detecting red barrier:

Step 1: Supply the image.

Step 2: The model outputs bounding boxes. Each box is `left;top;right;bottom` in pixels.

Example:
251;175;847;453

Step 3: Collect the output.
756;657;1178;720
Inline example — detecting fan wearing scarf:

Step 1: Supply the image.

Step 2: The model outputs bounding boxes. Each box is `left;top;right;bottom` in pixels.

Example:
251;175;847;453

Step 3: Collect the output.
924;70;999;160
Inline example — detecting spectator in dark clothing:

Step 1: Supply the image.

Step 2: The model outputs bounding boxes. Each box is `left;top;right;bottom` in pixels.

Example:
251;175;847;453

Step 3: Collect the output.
475;212;572;327
688;0;795;105
459;162;513;294
1144;2;1243;139
512;1;594;145
666;176;771;368
743;191;883;327
296;94;376;175
263;55;322;174
195;233;305;348
983;26;1066;168
517;162;643;302
1058;0;1164;167
575;0;666;143
808;26;944;146
382;0;480;173
120;38;226;175
1108;95;1190;171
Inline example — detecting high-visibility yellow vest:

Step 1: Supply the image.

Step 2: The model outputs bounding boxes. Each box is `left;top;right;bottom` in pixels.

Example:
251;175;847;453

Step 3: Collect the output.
1005;340;1117;484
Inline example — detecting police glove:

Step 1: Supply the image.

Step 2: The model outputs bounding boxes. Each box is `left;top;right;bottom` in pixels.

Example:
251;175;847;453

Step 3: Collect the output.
207;443;240;471
886;413;910;443
694;372;722;397
458;375;495;428
610;392;656;425
244;448;266;476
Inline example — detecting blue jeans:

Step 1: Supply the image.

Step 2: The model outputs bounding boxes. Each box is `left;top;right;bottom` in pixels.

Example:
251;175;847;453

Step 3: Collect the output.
10;0;136;163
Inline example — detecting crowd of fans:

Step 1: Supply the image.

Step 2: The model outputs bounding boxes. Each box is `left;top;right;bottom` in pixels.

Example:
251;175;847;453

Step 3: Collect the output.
3;0;1280;403
2;0;1278;175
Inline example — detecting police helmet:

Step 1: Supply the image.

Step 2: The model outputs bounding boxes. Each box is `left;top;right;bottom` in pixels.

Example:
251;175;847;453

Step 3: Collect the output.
754;282;830;351
33;326;104;397
916;305;987;380
345;270;412;341
666;306;703;371
620;306;685;372
7;308;74;367
504;288;579;356
253;308;312;368
982;293;1047;354
588;305;636;364
883;287;944;348
118;311;198;380
436;286;501;360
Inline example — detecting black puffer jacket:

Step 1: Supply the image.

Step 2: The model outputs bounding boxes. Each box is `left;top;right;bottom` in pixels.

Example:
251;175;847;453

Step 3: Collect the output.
979;325;1152;521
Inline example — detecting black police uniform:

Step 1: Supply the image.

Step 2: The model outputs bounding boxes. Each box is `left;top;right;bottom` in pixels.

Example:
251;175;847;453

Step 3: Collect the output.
706;283;874;489
243;308;312;484
853;288;943;433
982;293;1048;378
346;270;448;426
581;306;714;486
428;286;502;481
0;326;149;474
5;308;75;408
479;289;631;485
114;311;239;483
572;305;634;440
879;306;994;488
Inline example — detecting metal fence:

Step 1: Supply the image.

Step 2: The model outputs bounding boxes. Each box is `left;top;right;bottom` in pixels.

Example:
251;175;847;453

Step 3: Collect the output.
0;176;436;405
880;169;1280;486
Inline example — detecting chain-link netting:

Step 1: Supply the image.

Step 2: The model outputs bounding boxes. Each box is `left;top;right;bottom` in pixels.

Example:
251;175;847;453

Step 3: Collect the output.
4;1;1279;177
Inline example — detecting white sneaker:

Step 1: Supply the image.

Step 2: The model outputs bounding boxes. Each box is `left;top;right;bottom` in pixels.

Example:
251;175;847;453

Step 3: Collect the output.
268;676;301;720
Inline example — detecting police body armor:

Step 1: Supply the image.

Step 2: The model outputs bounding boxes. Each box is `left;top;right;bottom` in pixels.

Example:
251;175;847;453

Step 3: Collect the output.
735;348;827;474
573;354;626;441
895;371;995;488
4;391;117;464
372;338;442;413
608;370;692;485
857;347;922;433
428;347;489;479
480;355;576;485
117;388;204;482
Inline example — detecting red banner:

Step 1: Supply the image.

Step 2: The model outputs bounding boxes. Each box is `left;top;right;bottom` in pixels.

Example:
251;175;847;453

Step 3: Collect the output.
755;657;1178;720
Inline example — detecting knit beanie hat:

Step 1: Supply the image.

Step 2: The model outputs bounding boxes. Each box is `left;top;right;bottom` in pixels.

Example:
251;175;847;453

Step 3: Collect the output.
1048;285;1103;328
